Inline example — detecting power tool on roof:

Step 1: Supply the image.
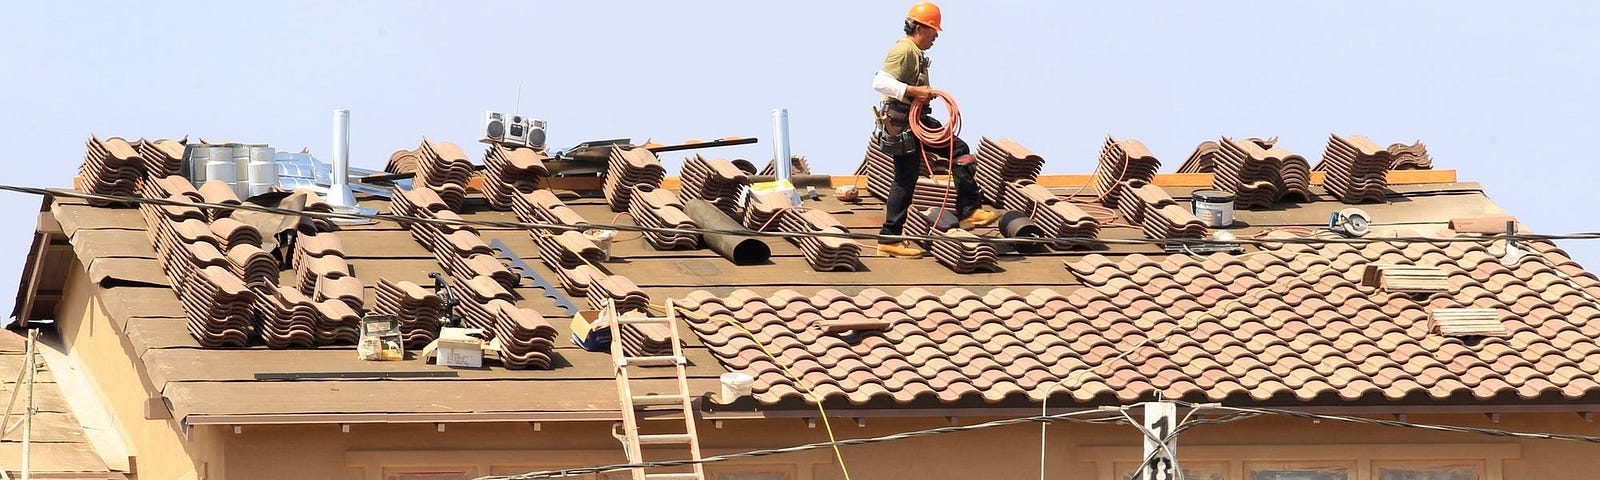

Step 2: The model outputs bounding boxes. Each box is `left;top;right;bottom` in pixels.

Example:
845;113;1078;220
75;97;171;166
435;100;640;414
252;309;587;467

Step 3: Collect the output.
1328;207;1373;237
429;272;463;328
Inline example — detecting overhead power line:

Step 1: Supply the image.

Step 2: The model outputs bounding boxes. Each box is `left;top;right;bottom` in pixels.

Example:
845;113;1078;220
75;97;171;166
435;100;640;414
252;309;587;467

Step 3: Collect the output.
1185;402;1600;444
12;184;1598;250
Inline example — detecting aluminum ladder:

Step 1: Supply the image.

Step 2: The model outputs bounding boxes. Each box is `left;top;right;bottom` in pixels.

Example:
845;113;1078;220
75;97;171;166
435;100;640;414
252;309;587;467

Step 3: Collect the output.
607;299;705;480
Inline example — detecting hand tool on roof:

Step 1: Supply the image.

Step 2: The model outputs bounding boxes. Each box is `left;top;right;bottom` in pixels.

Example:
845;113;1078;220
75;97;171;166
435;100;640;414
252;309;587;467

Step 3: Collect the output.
1328;207;1372;237
605;299;705;480
489;239;581;316
428;272;464;328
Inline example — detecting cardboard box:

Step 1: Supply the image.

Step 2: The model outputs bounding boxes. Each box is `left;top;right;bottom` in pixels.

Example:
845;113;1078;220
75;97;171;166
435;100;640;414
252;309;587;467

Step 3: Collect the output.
423;327;485;368
570;310;612;352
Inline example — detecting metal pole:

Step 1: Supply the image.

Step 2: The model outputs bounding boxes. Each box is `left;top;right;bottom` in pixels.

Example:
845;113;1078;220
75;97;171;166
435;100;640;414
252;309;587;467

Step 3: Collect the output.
20;329;36;480
771;109;799;206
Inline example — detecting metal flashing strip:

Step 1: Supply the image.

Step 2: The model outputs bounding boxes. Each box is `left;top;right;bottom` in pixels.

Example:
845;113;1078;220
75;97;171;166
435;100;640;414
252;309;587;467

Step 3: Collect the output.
490;238;581;316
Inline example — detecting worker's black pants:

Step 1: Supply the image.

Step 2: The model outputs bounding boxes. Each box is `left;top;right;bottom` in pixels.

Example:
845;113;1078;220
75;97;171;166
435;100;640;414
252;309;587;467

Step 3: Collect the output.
878;113;981;237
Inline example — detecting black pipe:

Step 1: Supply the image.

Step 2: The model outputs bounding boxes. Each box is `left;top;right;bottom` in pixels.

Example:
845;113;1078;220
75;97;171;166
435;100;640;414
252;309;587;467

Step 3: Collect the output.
998;210;1048;254
683;199;771;265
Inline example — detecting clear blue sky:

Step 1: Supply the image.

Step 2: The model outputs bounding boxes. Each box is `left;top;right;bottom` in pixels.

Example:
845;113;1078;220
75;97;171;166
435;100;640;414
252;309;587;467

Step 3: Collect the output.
3;1;1597;316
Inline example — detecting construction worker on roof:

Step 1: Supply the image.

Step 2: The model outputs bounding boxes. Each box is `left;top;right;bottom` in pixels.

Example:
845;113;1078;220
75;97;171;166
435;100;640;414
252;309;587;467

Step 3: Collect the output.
872;2;997;259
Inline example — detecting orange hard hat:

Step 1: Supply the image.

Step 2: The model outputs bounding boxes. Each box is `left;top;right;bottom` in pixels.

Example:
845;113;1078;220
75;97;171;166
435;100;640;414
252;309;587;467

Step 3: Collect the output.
906;2;943;31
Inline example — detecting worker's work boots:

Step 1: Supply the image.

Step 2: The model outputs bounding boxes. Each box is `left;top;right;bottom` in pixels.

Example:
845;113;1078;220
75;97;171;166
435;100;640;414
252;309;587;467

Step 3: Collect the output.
877;241;925;259
958;208;1000;230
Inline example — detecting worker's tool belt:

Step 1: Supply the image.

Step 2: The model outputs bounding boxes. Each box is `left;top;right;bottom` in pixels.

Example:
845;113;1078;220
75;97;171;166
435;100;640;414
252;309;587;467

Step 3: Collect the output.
875;100;919;155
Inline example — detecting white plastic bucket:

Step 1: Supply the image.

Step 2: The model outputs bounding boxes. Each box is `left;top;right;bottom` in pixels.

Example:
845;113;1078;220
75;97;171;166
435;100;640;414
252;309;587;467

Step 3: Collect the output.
1191;189;1236;228
719;372;755;403
582;229;617;261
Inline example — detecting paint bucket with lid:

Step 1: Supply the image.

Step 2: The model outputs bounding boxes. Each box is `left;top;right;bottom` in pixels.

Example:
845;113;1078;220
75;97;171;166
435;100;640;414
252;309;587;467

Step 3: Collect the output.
1191;189;1235;228
582;229;617;261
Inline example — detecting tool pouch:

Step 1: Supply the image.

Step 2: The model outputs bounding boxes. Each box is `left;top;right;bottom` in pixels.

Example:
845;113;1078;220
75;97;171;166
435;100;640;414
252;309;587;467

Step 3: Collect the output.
875;102;918;155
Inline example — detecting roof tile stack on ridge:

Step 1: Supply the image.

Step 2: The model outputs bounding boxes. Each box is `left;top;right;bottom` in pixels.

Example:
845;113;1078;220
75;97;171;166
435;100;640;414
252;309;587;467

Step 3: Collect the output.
372;278;444;349
1116;180;1208;240
389;186;519;290
627;184;701;250
1315;134;1394;204
1091;136;1162;208
1388;140;1433;170
137;178;254;348
681;231;1600;405
974;137;1045;206
678;155;750;216
905;207;1001;274
759;156;811;176
603;146;667;212
415;139;474;211
385;148;421;175
511;190;604;296
77;136;146;206
482;145;549;211
1000;179;1099;246
135;137;187;178
1211;137;1287;209
1176;140;1222;174
1267;142;1316;203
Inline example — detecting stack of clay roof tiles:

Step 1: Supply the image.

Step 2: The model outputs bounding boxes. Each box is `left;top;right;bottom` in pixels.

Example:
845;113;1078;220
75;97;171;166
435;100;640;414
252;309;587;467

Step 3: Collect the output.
414;139;474;211
974;137;1045;206
135;137;186;178
254;283;319;349
137;177;256;348
617;311;676;358
490;301;558;369
288;231;362;345
680;230;1600;405
745;193;862;271
482;145;549;211
604;147;666;212
372;278;445;348
678;155;750;216
195;180;243;222
390;187;518;290
626;184;701;250
1209;137;1314;209
759;156;811;176
1388;140;1433;170
1000;180;1100;244
1116;180;1208;240
856;141;947;200
1176;140;1222;174
385;148;421;175
77;136;146;206
782;208;865;272
587;275;650;314
1090;136;1161;208
510;190;604;296
1315;134;1393;204
905;208;1001;274
911;178;958;210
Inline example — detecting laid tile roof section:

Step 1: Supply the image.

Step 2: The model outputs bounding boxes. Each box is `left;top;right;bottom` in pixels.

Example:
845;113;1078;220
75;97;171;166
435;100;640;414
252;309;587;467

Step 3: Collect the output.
683;234;1600;406
1388;140;1433;170
604;146;666;212
1000;180;1099;245
627;184;701;250
1091;136;1161;208
1116;180;1208;240
973;137;1045;206
1314;134;1393;204
415;139;473;211
77;136;145;207
482;145;549;211
905;207;1001;274
372;278;444;348
678;155;749;216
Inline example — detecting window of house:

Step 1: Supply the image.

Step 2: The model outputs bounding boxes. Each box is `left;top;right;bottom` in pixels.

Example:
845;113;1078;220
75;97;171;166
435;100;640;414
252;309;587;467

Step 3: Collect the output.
1245;461;1353;480
707;463;797;480
1372;460;1484;480
1117;460;1229;480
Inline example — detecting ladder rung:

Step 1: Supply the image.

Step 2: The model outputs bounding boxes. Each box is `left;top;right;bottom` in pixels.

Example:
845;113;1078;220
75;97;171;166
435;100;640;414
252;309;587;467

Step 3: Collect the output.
632;394;688;406
643;474;701;480
616;316;672;325
624;355;684;366
637;433;693;445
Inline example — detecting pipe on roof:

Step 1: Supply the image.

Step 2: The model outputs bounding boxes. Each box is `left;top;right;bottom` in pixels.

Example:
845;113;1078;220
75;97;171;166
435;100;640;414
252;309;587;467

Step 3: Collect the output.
684;199;771;265
998;210;1048;254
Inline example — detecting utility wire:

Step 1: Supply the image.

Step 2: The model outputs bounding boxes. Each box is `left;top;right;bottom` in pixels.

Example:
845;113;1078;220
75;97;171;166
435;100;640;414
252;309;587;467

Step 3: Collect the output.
471;408;1131;480
1185;402;1600;444
15;184;1600;250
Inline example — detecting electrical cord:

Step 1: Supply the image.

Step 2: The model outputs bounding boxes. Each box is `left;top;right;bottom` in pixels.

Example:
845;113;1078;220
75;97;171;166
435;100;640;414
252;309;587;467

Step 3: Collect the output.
909;88;961;241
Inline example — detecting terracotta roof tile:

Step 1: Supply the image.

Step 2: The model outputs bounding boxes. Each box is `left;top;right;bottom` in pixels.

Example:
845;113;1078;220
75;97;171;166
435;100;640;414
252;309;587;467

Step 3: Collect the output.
1091;136;1161;208
974;137;1045;206
679;155;749;216
415;139;473;210
628;184;700;250
372;278;444;348
481;145;548;211
1314;134;1393;204
603;146;666;212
